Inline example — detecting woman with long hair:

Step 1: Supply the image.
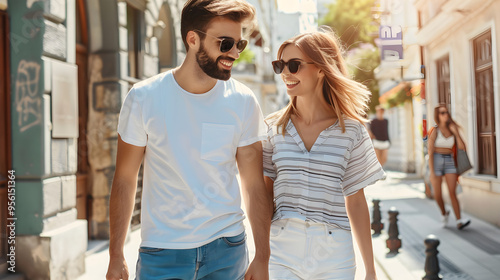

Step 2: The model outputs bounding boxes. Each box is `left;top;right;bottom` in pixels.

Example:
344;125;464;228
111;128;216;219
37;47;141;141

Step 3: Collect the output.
263;27;385;280
428;104;471;230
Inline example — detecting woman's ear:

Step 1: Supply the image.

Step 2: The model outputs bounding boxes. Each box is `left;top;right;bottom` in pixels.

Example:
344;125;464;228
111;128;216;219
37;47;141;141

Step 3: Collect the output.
186;30;199;52
318;69;325;79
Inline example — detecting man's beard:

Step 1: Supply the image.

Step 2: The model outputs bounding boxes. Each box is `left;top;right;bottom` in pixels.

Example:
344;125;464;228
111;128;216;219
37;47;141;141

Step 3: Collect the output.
196;42;233;81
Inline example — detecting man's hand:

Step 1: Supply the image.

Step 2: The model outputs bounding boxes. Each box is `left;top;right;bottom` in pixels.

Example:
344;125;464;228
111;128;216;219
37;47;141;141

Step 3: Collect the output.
106;255;129;280
237;142;272;280
106;136;145;280
245;257;269;280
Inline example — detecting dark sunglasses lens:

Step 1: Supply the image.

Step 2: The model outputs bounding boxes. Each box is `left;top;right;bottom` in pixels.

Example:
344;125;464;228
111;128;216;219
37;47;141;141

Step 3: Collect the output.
272;61;284;74
220;39;235;53
237;40;248;53
288;61;301;73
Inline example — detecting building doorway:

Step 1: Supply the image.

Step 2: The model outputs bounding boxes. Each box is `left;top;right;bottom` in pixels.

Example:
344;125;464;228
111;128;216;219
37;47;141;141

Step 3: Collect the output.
75;0;90;234
474;30;496;176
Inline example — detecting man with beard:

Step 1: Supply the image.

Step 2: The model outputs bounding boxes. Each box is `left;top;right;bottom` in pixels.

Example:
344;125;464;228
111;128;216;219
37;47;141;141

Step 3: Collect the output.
106;1;273;279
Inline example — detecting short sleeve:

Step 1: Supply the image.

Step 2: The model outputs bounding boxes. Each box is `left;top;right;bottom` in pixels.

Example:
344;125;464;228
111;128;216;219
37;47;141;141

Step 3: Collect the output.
117;88;147;147
342;124;386;196
238;94;267;147
263;126;276;181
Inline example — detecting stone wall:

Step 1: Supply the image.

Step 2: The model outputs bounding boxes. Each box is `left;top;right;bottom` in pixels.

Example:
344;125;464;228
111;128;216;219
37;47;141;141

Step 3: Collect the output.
85;0;185;239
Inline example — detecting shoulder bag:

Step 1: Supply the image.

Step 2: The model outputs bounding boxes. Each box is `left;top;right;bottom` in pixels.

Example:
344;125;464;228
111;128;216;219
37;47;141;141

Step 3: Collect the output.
456;149;472;175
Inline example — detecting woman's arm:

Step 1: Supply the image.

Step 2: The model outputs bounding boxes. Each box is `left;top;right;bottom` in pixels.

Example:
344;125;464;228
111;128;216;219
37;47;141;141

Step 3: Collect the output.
428;129;437;176
346;189;377;280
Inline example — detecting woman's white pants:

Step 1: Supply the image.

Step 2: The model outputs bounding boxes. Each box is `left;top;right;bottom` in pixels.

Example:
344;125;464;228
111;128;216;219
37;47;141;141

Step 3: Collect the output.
269;218;356;280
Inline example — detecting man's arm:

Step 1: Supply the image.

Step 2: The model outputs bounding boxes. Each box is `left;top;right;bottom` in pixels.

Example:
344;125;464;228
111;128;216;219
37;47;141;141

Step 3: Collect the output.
237;141;273;280
367;122;375;139
106;135;145;280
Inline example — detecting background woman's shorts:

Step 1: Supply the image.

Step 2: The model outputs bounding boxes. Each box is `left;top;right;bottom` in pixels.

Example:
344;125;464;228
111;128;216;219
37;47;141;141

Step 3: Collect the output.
433;153;457;176
372;139;390;150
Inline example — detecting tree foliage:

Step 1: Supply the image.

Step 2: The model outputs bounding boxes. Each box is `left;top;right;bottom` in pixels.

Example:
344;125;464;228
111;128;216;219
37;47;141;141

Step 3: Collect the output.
320;0;379;49
348;46;380;112
234;48;255;66
320;0;381;112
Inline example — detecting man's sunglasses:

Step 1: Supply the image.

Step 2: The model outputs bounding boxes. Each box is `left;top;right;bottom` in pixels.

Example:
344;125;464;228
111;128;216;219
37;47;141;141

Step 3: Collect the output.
195;29;248;53
271;59;314;74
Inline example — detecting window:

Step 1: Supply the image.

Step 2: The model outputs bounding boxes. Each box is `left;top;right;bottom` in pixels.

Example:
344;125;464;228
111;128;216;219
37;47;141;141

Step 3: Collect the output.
158;3;176;72
127;4;143;79
474;30;496;176
436;55;450;108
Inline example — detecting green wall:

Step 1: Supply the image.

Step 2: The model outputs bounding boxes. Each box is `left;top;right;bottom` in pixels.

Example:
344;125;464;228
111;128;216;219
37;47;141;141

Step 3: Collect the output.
9;0;46;235
9;0;46;177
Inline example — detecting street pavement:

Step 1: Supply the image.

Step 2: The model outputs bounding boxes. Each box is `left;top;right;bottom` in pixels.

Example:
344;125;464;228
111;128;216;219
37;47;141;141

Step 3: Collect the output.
365;172;500;280
76;171;500;280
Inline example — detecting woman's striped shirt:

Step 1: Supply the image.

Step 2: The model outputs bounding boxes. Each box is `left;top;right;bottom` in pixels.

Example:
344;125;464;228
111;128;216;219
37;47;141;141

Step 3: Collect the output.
263;118;386;230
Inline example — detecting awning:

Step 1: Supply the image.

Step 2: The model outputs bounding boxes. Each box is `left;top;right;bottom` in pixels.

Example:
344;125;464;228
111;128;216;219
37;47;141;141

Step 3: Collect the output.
379;82;406;104
410;84;421;96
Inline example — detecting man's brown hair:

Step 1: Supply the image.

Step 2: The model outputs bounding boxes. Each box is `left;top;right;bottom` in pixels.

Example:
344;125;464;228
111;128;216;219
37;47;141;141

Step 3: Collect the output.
181;0;256;51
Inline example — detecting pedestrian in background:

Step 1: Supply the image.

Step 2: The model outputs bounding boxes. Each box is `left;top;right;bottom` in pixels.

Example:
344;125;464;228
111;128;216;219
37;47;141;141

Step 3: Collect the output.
369;106;390;166
106;0;273;279
263;27;385;280
428;104;470;230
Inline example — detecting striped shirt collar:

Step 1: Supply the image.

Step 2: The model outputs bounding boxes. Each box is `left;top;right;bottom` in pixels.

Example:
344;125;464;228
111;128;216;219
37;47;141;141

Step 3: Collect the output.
286;118;339;153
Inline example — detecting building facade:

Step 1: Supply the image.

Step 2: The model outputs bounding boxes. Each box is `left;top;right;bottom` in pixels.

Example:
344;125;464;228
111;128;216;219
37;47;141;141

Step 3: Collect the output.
1;0;276;278
375;0;423;174
1;0;185;278
415;0;500;226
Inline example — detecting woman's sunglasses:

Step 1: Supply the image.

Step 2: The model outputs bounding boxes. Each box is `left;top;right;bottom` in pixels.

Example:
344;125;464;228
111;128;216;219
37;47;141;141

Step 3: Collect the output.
439;111;448;115
195;29;248;53
271;59;314;74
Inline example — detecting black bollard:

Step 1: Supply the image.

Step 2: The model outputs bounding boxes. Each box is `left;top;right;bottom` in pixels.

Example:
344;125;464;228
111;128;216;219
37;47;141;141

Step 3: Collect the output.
371;199;383;234
386;207;402;253
423;235;442;280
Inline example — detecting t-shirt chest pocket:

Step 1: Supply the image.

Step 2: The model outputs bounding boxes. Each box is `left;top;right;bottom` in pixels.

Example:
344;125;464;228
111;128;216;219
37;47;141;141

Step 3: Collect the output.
201;123;236;162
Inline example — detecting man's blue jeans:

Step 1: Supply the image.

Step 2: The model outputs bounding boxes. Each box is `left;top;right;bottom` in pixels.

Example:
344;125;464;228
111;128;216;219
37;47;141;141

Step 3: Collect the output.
135;231;248;280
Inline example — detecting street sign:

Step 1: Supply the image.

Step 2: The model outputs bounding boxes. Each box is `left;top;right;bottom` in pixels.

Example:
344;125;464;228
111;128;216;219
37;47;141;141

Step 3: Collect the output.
380;25;403;61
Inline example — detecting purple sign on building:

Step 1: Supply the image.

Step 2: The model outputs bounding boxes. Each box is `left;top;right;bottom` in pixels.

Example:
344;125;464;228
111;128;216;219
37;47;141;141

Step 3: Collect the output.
379;25;403;61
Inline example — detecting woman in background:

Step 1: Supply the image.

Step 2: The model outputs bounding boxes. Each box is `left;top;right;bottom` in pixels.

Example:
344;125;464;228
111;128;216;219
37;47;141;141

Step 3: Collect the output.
428;104;470;230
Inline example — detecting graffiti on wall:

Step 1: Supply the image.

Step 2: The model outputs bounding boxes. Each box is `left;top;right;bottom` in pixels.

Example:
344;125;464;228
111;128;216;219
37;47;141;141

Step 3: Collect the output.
15;60;41;132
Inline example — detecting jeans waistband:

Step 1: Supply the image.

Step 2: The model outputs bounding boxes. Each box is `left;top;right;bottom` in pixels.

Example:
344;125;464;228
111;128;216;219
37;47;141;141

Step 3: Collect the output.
434;153;453;157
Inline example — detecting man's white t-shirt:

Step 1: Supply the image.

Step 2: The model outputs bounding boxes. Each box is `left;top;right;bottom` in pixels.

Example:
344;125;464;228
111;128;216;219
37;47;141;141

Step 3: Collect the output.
117;70;267;249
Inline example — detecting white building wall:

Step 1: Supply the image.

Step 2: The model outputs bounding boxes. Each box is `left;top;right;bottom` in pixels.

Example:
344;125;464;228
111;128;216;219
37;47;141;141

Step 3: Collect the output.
415;0;500;226
375;0;422;173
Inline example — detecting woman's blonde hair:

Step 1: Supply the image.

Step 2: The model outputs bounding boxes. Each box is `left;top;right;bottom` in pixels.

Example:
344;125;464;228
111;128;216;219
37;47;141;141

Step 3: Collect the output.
269;26;371;134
